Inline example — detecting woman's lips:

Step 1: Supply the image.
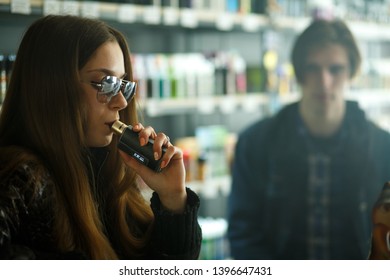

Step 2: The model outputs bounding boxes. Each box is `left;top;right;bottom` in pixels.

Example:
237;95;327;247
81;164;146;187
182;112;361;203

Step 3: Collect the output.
105;121;117;133
105;120;117;128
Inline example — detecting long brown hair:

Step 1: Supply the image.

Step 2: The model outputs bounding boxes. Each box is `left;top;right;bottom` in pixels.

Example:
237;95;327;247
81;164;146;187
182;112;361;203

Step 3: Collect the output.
0;15;153;259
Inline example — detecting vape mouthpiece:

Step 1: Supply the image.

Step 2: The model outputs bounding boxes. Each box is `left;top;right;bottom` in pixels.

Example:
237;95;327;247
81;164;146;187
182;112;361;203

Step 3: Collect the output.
111;120;127;135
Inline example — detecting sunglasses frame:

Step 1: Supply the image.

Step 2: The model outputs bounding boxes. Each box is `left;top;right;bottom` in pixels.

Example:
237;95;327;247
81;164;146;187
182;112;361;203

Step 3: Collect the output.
88;76;137;103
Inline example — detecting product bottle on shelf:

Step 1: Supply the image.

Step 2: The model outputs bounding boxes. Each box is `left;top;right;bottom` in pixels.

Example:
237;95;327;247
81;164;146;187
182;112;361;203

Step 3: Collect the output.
369;181;390;259
0;54;6;103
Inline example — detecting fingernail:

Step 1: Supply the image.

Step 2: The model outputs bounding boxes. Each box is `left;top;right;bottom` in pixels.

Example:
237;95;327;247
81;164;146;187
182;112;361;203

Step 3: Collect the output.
140;138;146;146
160;161;166;168
154;152;159;160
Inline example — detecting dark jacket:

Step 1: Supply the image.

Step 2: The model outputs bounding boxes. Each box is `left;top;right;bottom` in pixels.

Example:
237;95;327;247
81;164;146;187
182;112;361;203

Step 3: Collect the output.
227;101;390;259
0;148;202;259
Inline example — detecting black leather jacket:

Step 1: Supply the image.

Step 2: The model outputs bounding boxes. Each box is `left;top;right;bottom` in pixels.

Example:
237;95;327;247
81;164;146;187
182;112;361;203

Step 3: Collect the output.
0;148;202;259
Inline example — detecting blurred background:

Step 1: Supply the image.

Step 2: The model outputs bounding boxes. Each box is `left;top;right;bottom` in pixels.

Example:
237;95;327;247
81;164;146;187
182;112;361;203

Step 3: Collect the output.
2;0;390;259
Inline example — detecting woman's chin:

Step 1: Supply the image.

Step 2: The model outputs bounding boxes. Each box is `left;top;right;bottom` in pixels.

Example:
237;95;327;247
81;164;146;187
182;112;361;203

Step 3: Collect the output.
87;135;113;147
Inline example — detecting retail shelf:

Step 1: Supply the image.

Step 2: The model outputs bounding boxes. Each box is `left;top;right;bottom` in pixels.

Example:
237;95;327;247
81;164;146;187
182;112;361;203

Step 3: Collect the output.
3;0;390;38
3;92;387;116
3;90;390;117
265;15;390;41
346;89;390;112
188;175;231;198
0;0;268;31
138;175;232;202
152;10;390;40
135;89;390;117
137;93;282;117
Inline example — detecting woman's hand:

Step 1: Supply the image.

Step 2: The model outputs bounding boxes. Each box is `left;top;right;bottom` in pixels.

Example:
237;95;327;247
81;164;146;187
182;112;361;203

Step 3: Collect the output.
118;123;187;213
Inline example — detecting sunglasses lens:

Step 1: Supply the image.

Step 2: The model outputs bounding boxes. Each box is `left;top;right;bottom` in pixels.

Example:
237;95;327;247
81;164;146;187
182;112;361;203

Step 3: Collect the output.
122;82;136;100
101;76;121;94
95;76;136;103
96;76;120;102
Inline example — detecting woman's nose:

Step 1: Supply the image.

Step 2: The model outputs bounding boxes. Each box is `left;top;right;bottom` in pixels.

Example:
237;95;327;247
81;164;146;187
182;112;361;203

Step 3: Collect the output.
108;90;128;111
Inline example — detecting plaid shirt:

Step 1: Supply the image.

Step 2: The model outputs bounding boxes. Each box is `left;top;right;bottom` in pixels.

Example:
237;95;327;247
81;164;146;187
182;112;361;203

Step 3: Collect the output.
307;153;331;259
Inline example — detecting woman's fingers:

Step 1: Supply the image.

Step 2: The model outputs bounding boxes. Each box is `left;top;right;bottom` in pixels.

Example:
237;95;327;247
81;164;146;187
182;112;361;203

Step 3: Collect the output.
132;123;156;146
130;123;174;169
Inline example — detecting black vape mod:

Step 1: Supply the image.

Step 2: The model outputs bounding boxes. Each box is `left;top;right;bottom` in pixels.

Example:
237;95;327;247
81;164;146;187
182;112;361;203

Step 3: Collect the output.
111;120;166;172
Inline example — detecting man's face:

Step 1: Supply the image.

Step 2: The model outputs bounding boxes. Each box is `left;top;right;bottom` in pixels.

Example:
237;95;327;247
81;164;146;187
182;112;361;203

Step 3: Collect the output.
300;43;350;115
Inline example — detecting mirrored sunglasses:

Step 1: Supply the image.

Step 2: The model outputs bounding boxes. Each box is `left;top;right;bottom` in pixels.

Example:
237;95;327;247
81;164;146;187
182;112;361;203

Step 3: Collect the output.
88;76;137;103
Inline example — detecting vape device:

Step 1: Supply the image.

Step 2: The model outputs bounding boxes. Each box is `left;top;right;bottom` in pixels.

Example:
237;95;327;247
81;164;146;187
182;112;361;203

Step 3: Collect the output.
111;120;166;172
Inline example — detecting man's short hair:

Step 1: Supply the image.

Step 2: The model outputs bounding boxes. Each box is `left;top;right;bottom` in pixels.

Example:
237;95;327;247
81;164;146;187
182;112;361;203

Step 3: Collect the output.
291;19;361;84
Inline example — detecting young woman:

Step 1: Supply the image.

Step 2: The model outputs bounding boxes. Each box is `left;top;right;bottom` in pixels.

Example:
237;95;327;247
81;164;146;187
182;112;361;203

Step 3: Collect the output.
0;15;201;259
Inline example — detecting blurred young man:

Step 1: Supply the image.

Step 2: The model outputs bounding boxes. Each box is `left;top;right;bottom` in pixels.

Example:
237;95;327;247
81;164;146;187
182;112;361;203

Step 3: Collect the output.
228;19;390;259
